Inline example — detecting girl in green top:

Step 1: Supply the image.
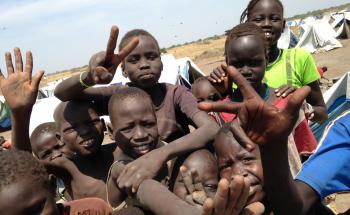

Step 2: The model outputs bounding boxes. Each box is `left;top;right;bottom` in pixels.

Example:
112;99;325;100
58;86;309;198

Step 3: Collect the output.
211;0;327;124
241;0;328;124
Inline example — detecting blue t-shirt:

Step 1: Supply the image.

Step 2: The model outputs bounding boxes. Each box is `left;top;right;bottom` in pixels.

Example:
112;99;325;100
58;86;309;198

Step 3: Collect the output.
296;110;350;200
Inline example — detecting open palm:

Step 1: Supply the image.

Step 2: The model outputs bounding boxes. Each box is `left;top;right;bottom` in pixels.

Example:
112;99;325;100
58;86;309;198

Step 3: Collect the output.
0;48;44;114
199;66;310;147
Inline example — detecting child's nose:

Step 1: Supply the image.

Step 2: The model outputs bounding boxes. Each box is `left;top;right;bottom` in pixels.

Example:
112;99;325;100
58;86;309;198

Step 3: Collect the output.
134;126;147;140
262;18;272;27
139;58;150;70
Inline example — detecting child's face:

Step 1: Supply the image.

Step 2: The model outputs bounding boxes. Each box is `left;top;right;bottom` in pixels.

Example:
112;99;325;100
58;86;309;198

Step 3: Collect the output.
112;98;158;159
32;132;71;162
58;104;104;157
214;132;264;205
0;179;59;215
226;35;266;90
123;35;162;89
247;0;284;47
192;80;222;103
173;150;218;199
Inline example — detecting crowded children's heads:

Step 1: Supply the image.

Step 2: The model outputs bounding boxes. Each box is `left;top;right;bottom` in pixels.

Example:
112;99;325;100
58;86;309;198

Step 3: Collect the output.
53;101;104;157
225;23;268;90
172;149;218;200
119;29;163;89
241;0;285;47
108;87;158;159
213;125;265;205
0;150;59;215
191;77;222;103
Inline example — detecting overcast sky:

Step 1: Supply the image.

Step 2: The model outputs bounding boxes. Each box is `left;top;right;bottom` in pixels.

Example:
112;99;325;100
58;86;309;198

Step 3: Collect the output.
0;0;349;74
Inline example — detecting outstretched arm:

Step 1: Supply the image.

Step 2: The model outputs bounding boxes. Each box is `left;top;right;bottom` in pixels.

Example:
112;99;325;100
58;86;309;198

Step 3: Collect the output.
0;48;44;152
137;177;264;215
198;66;319;215
54;25;138;102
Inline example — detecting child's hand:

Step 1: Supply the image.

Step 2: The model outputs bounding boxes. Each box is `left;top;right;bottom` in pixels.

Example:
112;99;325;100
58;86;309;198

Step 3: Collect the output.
117;149;166;195
87;26;139;85
199;66;310;147
180;166;208;209
275;84;296;98
0;48;44;115
202;176;264;215
208;64;230;96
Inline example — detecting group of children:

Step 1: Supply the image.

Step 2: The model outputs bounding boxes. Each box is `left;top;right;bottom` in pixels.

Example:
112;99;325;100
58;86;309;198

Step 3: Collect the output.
1;0;349;214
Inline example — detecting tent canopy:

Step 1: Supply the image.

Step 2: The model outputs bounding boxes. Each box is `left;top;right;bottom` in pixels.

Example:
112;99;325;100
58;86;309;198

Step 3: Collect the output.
296;19;342;53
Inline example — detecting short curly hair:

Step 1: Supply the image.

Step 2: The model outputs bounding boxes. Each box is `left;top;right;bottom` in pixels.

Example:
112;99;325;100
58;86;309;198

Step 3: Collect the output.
225;22;268;63
119;29;160;52
0;150;50;190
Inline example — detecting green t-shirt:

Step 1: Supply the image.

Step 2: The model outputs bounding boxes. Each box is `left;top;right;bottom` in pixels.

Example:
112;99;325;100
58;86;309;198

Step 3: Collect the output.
265;48;320;88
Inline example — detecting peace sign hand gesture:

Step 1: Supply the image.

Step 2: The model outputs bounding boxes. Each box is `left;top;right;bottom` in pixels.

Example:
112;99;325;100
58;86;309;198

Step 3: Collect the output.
0;48;44;115
199;66;310;148
86;26;139;85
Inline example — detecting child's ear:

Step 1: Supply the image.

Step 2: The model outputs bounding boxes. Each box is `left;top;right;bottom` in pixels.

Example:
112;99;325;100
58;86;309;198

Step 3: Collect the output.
282;19;286;32
160;61;163;72
121;62;128;78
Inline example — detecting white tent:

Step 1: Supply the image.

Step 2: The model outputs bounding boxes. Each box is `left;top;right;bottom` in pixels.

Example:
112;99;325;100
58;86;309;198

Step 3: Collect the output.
296;19;342;53
278;25;299;49
332;12;350;39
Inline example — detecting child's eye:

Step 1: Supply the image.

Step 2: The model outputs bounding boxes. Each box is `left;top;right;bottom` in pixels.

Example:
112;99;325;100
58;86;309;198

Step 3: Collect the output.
127;56;139;63
63;127;76;134
143;121;156;128
120;126;133;133
242;157;255;164
146;53;159;60
218;161;233;171
208;94;221;102
204;184;218;192
271;16;281;21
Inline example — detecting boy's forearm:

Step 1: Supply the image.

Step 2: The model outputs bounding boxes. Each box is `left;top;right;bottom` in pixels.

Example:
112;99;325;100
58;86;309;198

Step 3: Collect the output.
137;179;200;215
162;113;219;161
11;111;32;152
259;140;312;215
54;72;93;101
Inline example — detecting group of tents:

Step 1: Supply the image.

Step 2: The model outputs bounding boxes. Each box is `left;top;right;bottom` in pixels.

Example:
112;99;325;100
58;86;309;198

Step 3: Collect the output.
278;9;350;53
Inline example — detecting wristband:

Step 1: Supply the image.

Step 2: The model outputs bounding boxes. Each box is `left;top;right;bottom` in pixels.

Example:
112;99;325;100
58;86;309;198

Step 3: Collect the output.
79;71;94;88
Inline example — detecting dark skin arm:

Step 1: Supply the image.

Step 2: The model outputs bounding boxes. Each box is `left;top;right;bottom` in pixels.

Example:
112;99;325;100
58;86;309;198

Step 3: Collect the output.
199;66;320;215
117;111;219;194
107;162;127;208
137;178;264;215
0;48;44;152
54;25;139;102
209;65;328;124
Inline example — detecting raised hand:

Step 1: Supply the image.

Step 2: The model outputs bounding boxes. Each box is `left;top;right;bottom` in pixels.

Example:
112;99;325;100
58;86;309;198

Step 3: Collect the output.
208;64;230;97
199;66;310;147
202;176;264;215
86;26;139;84
0;48;44;115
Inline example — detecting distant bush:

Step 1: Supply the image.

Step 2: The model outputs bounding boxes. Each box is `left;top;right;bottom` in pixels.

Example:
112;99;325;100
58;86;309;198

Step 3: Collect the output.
160;48;167;53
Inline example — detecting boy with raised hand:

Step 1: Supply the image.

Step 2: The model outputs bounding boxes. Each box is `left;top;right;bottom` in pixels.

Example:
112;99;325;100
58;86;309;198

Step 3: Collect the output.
55;25;219;195
199;66;348;215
